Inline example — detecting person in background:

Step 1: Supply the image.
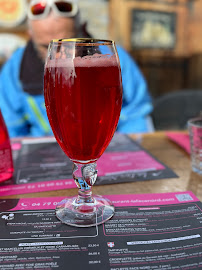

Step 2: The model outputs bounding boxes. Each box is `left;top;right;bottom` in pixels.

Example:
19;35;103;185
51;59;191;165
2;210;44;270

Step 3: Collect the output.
0;0;153;137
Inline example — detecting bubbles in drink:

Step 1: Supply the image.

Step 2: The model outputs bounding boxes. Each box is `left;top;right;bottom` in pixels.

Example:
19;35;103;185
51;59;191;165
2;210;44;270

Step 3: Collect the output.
46;54;119;68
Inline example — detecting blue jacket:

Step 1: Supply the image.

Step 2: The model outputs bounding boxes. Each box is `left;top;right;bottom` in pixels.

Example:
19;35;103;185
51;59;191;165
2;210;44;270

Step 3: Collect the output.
0;45;153;137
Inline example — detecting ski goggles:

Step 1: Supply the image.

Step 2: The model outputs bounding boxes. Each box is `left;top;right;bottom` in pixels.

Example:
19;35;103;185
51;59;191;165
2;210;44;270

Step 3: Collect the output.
28;0;79;20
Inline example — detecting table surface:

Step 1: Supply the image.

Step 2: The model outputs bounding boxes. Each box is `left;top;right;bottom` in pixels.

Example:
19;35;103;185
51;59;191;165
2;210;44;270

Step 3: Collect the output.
3;132;202;201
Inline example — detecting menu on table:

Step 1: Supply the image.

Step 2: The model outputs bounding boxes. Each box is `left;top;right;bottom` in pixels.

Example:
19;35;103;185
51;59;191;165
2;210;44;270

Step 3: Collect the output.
0;191;201;269
0;133;177;196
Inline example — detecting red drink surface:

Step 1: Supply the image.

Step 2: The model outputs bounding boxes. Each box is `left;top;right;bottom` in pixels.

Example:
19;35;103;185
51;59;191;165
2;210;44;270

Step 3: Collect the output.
44;55;122;163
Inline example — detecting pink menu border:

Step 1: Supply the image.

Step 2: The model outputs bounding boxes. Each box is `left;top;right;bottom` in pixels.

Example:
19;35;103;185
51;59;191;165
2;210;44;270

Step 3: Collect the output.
9;191;199;211
0;179;76;196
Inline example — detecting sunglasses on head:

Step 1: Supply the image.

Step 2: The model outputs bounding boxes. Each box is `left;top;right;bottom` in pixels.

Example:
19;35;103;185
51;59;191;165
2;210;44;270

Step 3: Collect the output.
28;0;78;20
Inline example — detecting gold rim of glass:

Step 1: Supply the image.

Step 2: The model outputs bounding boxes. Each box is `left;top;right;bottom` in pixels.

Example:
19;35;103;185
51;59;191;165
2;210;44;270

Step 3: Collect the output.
51;38;115;46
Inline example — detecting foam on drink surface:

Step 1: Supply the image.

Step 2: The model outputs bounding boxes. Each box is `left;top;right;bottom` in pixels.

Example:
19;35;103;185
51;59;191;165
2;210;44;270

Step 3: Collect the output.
46;54;118;68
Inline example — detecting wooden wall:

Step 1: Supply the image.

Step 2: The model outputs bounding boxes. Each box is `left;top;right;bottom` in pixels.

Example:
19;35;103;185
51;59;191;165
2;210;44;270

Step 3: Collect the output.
109;0;189;57
187;0;202;89
109;0;202;97
188;0;202;54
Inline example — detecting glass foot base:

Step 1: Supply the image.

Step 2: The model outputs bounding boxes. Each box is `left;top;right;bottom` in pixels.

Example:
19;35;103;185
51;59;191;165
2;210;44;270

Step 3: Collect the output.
56;195;115;227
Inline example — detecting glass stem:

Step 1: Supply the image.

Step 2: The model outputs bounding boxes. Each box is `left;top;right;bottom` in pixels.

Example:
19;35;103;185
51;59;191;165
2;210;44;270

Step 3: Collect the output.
73;162;97;204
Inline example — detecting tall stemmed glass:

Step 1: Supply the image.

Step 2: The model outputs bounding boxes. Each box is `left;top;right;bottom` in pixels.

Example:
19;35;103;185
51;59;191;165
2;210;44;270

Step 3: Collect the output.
44;38;122;227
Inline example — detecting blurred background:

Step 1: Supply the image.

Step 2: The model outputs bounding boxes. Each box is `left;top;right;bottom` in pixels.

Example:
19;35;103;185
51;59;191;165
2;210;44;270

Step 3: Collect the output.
0;0;202;99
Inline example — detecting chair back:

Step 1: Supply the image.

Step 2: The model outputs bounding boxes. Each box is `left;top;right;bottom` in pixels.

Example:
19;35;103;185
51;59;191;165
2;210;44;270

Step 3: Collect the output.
151;90;202;130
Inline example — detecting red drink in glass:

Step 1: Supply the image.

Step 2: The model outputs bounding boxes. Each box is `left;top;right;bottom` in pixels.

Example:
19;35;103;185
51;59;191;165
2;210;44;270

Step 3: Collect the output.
44;39;122;227
44;55;122;163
